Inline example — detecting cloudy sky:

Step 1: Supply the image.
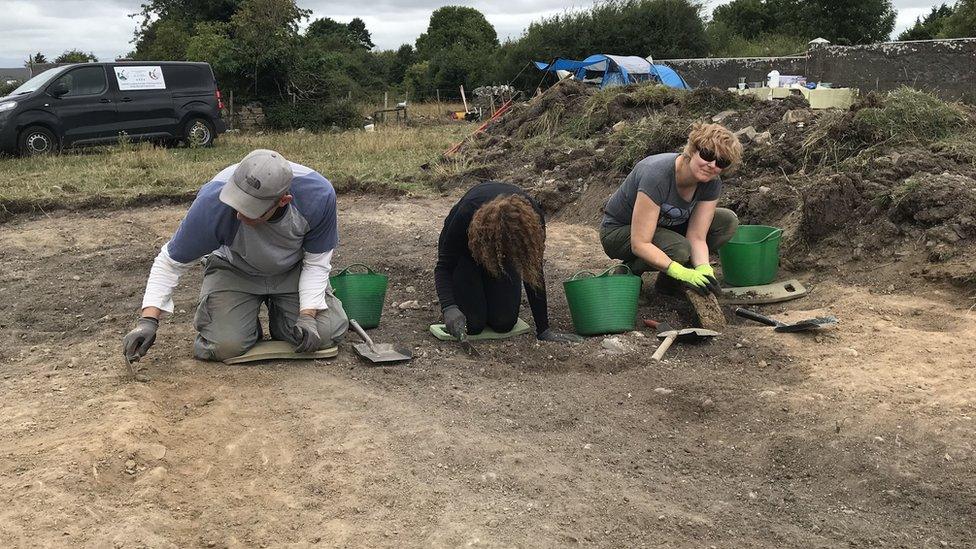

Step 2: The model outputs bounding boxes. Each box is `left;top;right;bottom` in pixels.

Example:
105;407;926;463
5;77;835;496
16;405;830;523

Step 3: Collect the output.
0;0;944;67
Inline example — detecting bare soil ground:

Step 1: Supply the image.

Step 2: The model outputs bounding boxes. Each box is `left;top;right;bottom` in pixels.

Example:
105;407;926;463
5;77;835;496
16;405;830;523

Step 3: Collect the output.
1;194;974;548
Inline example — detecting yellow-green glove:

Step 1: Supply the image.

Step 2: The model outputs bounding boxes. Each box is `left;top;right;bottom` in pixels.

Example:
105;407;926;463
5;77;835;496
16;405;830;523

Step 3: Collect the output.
665;262;712;296
694;264;722;296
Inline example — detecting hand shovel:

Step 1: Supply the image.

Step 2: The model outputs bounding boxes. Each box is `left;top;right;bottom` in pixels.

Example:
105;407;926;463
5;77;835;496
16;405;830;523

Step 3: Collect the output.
734;307;837;332
349;320;413;364
644;319;720;362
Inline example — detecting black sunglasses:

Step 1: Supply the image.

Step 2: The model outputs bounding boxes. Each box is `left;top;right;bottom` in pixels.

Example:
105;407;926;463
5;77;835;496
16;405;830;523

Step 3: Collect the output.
697;147;732;169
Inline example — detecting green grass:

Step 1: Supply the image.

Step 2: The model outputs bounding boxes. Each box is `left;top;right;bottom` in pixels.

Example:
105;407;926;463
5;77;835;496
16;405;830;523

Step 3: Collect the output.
0;124;472;219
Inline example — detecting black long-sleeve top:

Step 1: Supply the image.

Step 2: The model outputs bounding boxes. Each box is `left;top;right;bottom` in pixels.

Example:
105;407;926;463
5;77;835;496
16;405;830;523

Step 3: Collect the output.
434;181;550;334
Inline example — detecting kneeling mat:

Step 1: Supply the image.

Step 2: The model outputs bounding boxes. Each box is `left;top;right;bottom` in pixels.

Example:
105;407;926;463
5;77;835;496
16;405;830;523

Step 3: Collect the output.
223;340;339;364
429;318;531;341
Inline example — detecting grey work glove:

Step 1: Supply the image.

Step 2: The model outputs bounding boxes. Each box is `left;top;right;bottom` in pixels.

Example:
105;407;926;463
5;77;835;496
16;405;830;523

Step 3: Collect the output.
537;328;583;344
292;314;321;353
122;317;159;361
442;305;467;339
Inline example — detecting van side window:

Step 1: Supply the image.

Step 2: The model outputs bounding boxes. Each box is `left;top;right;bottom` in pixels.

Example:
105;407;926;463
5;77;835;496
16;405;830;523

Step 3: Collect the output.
54;67;107;97
164;65;208;90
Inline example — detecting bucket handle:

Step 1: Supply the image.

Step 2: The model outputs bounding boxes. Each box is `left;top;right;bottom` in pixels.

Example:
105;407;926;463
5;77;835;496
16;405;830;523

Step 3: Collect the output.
598;263;633;277
756;228;784;244
568;264;632;281
336;263;376;276
569;270;596;281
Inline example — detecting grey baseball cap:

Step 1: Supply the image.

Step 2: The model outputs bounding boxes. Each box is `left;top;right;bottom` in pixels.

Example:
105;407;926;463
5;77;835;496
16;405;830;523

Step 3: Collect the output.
219;149;294;218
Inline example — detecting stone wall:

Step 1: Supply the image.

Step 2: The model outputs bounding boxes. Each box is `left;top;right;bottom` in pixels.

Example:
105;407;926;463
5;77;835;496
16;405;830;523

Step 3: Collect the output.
229;104;266;131
661;38;976;102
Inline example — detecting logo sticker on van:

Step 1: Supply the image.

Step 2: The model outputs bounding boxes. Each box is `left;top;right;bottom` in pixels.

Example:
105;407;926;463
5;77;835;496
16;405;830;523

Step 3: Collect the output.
114;66;167;91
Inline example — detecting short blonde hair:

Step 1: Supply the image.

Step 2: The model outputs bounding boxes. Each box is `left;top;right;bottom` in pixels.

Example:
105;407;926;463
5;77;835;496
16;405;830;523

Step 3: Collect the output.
682;122;743;172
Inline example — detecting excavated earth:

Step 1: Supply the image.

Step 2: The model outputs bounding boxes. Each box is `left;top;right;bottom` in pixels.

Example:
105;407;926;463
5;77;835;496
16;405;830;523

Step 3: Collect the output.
0;192;974;548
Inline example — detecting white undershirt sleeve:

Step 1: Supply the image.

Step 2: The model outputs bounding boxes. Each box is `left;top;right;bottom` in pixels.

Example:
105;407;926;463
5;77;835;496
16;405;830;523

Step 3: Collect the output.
299;249;334;312
141;243;196;313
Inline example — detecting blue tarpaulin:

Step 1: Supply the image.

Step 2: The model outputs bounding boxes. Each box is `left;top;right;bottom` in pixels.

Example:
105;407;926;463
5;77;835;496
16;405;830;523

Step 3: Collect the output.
534;54;690;90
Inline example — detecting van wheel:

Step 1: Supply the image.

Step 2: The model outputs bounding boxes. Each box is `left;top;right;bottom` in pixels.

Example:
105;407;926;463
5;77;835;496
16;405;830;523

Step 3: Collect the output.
18;126;60;156
183;118;215;147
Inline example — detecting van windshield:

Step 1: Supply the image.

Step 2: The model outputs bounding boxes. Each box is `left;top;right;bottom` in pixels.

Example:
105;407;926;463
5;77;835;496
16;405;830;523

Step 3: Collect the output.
8;66;70;96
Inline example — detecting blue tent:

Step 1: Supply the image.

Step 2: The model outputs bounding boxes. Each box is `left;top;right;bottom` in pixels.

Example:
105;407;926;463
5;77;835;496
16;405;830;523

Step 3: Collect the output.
534;54;690;90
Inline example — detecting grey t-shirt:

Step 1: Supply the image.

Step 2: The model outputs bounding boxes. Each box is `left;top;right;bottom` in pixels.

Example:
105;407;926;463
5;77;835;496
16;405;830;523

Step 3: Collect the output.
601;153;722;229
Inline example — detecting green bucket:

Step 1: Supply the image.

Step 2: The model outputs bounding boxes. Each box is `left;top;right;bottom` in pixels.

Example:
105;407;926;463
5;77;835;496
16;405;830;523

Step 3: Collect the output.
563;264;641;336
330;264;388;329
719;225;784;287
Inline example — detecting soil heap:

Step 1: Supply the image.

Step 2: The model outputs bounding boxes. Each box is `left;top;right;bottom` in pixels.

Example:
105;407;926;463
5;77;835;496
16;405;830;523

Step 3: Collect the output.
445;80;976;291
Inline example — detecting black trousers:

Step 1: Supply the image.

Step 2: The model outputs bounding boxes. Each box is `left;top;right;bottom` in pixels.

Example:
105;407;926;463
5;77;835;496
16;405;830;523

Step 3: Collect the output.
452;254;521;335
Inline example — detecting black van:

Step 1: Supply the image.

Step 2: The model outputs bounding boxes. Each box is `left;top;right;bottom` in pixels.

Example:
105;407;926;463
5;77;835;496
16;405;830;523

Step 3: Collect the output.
0;61;226;156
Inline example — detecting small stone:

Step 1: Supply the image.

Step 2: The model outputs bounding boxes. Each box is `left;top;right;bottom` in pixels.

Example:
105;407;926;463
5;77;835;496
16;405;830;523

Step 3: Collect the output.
653;387;673;395
873;436;885;443
405;286;416;293
735;342;744;349
583;443;592;450
601;337;633;354
124;460;137;474
758;390;777;398
628;331;645;338
699;398;715;411
398;300;422;310
758;185;771;194
844;348;859;357
748;491;758;499
711;110;736;123
71;275;81;281
611;121;628;133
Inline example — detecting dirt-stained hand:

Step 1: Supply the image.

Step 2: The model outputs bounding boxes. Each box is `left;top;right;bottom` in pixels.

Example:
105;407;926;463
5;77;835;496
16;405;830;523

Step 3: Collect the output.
293;314;321;353
443;305;467;339
122;317;159;361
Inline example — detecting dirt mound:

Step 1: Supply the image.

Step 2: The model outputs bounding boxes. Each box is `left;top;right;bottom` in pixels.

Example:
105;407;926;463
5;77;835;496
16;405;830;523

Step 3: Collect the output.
445;82;976;290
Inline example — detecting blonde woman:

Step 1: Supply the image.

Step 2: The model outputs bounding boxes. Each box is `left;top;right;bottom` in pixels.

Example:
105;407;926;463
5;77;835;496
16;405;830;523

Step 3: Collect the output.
600;122;743;295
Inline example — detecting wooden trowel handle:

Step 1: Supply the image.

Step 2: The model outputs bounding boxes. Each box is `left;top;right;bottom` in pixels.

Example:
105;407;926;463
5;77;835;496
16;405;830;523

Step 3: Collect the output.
651;332;678;362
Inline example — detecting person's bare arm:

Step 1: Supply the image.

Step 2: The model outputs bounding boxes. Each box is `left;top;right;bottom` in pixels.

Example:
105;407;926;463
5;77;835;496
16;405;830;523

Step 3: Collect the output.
686;199;717;267
630;192;674;271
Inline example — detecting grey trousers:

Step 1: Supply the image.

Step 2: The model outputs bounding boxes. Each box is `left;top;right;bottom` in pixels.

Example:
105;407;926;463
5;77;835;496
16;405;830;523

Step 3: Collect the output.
600;207;739;275
192;257;348;362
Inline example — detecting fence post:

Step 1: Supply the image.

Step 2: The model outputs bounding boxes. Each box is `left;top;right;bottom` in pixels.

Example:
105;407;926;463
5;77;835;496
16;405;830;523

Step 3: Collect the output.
384;91;388;109
229;90;234;130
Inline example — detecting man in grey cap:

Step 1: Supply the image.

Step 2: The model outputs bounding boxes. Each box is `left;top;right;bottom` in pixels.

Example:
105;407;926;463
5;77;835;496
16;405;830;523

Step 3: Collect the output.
122;149;348;363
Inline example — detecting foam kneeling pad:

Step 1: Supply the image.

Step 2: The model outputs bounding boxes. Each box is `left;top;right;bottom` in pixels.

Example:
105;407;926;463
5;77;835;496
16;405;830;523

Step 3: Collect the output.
429;318;532;341
223;340;339;364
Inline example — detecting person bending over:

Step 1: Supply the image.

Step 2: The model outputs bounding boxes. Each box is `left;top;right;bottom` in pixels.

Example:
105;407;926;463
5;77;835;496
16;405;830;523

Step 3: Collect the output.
122;149;348;363
600;122;743;295
435;181;580;343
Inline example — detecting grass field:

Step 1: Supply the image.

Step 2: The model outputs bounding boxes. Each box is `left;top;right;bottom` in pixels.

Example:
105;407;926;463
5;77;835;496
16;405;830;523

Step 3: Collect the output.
0;123;474;219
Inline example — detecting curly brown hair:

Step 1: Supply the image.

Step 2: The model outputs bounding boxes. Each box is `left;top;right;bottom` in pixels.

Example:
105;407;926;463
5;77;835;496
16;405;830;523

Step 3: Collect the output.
468;194;545;288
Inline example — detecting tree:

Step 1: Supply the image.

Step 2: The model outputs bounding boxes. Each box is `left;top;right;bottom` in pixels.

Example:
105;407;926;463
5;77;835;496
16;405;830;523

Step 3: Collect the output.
389;44;416;84
131;18;192;60
898;4;954;40
795;0;896;45
306;17;373;50
708;0;894;46
495;0;708;90
55;49;99;63
415;6;498;60
940;0;976;37
25;52;48;65
230;0;310;96
347;18;374;50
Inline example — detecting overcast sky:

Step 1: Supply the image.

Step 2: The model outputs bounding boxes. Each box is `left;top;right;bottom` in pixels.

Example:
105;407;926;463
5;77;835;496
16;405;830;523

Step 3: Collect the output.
0;0;945;68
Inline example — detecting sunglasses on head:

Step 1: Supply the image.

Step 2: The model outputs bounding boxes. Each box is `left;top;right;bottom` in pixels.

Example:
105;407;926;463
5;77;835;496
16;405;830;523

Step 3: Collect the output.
697;147;732;169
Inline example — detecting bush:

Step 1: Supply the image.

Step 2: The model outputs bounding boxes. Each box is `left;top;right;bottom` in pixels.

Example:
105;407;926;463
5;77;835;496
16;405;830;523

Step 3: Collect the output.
265;100;363;132
0;81;21;96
